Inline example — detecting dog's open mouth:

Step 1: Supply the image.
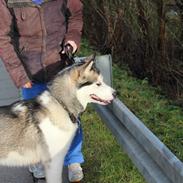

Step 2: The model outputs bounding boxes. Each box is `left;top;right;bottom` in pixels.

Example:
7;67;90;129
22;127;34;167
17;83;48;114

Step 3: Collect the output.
90;94;112;105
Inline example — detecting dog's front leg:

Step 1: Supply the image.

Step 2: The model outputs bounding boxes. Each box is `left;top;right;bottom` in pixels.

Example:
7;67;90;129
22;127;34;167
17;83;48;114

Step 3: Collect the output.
44;153;64;183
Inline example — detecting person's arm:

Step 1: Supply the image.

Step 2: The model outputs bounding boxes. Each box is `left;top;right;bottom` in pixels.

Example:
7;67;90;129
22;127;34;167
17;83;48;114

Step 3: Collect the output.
64;0;83;52
0;0;30;88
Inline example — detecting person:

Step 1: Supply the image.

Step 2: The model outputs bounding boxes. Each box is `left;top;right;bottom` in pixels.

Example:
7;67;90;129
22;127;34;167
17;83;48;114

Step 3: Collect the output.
0;0;84;182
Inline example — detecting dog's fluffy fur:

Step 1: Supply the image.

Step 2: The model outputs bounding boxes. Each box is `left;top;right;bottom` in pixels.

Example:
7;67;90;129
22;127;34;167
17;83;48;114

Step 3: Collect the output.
0;56;115;183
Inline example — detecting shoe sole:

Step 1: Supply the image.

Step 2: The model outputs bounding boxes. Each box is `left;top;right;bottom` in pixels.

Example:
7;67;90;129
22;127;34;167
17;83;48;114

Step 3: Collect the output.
69;177;83;182
30;172;45;183
70;178;83;183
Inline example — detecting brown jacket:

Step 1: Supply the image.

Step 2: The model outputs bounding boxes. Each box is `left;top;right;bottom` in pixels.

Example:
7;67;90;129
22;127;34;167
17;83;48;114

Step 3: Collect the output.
0;0;83;88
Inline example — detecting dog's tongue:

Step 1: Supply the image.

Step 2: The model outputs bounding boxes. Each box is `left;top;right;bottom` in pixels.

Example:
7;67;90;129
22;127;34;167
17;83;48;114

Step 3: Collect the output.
90;94;112;104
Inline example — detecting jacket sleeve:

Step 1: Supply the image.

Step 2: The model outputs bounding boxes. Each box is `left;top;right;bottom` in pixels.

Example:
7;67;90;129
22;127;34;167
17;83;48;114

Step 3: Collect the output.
64;0;83;50
0;0;30;88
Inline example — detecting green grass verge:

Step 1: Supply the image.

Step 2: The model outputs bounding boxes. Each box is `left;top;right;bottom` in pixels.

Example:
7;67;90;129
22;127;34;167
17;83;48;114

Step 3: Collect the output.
81;106;145;183
112;65;183;161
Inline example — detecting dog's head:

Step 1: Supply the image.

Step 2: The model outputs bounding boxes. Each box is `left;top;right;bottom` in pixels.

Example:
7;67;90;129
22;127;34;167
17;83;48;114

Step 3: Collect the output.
72;55;116;108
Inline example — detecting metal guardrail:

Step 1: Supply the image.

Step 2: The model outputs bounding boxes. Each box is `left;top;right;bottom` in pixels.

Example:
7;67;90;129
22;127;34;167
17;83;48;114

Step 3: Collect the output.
95;101;183;183
94;55;183;183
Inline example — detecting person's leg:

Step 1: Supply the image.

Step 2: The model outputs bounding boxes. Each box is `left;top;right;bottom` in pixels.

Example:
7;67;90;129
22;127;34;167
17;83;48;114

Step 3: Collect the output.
64;125;84;166
21;83;47;179
64;123;84;182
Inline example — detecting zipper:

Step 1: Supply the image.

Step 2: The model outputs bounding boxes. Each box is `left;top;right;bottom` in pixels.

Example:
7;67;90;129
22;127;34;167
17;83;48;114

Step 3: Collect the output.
37;5;47;81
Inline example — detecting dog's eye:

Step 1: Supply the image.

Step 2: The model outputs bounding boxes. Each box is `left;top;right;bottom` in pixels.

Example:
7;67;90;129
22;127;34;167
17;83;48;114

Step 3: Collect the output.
79;81;93;88
96;82;101;86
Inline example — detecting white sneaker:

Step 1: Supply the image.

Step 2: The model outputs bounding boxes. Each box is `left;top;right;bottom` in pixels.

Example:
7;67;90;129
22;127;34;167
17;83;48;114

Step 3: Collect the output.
68;163;84;182
29;163;45;179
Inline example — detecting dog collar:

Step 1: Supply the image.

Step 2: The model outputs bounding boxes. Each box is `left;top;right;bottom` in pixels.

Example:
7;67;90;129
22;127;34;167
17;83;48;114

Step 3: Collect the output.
68;113;78;124
59;100;78;124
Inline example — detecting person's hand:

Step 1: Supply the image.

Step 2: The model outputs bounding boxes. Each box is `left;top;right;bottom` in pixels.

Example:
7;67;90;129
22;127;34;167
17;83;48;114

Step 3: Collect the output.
23;81;32;88
62;40;77;54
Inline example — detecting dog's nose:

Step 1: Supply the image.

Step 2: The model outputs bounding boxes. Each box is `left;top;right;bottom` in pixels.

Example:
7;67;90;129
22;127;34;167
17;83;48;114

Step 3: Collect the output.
112;90;117;98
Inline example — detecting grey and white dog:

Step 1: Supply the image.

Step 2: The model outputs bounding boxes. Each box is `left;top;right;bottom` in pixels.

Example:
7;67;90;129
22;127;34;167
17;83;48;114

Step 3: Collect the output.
0;56;116;183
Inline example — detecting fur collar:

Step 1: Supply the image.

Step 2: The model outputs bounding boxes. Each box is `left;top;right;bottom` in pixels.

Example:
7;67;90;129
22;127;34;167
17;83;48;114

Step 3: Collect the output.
7;0;54;8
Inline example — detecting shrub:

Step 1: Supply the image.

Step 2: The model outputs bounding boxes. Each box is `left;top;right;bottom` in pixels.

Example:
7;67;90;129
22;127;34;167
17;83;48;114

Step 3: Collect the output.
83;0;183;103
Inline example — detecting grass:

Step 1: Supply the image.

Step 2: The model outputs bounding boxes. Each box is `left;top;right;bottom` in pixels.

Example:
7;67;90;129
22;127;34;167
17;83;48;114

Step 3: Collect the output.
78;39;183;183
112;65;183;160
81;106;145;183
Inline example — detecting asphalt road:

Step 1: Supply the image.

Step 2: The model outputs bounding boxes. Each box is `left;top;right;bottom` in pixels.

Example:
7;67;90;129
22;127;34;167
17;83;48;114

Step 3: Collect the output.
0;166;69;183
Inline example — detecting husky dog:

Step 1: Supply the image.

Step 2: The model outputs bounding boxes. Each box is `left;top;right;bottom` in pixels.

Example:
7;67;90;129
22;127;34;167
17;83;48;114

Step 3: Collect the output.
0;56;116;183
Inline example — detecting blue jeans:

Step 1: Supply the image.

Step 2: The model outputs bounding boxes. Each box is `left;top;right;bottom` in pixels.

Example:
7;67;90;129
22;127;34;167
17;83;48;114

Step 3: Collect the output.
21;83;84;166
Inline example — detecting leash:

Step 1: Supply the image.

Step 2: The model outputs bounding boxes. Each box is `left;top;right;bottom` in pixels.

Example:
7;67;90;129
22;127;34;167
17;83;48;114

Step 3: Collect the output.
61;43;91;67
63;43;76;66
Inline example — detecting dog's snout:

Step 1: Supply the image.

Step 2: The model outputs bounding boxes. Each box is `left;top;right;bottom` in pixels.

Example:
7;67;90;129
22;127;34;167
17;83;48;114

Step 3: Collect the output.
112;90;117;98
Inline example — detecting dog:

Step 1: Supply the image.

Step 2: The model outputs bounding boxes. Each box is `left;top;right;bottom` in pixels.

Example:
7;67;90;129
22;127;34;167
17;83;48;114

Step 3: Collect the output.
0;56;116;183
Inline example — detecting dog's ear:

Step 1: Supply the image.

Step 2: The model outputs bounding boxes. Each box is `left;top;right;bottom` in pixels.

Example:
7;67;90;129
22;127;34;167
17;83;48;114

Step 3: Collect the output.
80;54;96;71
84;54;96;63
